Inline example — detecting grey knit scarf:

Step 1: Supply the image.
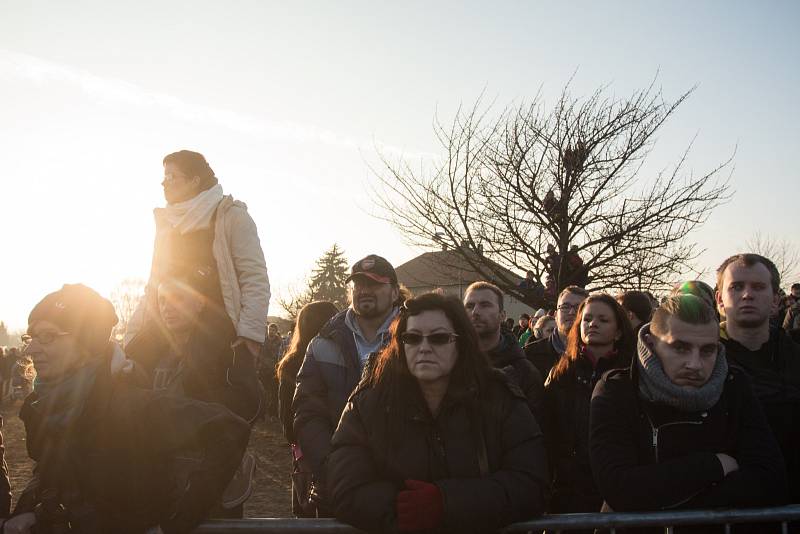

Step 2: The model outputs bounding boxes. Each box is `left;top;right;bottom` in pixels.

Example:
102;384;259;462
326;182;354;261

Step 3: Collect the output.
636;325;728;412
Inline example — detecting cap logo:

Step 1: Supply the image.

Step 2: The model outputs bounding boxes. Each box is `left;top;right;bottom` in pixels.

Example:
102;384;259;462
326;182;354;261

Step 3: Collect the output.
54;301;66;309
361;258;376;271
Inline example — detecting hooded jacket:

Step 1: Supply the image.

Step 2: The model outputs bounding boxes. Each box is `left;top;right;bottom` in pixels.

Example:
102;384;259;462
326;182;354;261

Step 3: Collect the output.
590;338;787;516
488;331;544;422
327;370;548;534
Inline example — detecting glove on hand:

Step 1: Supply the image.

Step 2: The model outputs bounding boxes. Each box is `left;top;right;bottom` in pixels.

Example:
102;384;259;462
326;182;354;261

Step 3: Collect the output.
396;479;444;531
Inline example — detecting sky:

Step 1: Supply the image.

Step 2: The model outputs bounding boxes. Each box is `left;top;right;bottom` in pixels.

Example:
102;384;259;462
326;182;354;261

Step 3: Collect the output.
1;0;798;332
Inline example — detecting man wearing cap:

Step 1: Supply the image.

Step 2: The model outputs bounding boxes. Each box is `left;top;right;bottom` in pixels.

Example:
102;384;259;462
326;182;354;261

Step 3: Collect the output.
6;283;250;534
292;255;403;516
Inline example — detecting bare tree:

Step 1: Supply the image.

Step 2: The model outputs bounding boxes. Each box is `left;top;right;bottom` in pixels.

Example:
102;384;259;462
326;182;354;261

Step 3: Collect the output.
373;81;732;305
276;280;314;321
746;232;800;286
110;278;146;342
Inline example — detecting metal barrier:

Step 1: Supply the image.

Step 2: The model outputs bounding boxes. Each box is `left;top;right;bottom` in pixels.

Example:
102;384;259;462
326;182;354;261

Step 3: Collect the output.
195;505;800;533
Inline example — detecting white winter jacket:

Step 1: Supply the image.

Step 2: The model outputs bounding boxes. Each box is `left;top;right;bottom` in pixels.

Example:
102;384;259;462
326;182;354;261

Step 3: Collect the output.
125;195;270;344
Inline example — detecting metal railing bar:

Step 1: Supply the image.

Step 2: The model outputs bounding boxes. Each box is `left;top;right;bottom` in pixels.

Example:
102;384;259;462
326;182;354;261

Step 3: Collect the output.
193;505;800;533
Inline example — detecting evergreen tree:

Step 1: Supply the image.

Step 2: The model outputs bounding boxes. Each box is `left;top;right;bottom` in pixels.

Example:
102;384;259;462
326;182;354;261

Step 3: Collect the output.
309;244;349;310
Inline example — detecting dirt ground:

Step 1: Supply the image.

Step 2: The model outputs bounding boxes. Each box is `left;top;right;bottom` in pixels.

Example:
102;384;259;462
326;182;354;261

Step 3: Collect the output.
1;402;293;518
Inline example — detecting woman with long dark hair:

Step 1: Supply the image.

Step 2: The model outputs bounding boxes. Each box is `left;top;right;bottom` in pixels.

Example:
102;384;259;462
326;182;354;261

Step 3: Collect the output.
277;301;340;442
327;292;547;533
276;301;338;517
542;293;635;514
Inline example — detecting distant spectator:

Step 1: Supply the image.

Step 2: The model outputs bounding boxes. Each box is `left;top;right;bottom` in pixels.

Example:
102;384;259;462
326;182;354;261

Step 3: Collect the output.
617;290;654;335
783;283;800;343
502;317;515;333
532;315;556;341
518;316;536;347
260;323;283;417
513;314;531;338
519;270;545;300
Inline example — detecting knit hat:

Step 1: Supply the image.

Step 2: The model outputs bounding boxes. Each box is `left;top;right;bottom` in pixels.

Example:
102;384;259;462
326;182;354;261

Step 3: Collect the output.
28;284;118;354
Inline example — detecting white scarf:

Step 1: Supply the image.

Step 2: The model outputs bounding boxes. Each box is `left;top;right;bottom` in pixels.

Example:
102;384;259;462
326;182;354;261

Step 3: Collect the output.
156;184;224;234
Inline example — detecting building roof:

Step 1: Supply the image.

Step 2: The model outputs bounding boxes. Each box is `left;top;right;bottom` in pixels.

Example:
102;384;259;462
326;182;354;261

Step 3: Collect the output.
395;250;523;290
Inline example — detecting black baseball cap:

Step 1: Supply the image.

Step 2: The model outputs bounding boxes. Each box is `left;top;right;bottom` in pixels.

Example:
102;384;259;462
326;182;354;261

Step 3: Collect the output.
346;255;398;285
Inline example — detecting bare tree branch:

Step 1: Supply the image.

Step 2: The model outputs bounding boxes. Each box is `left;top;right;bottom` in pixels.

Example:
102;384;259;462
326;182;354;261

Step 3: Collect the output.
371;81;733;305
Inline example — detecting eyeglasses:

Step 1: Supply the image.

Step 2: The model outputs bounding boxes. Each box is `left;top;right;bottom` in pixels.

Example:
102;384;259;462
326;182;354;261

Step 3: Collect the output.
21;331;70;347
557;303;580;313
400;332;459;346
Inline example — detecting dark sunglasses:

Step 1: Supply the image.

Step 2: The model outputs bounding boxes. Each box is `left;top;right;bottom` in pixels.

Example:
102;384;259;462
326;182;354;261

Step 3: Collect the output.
400;332;458;346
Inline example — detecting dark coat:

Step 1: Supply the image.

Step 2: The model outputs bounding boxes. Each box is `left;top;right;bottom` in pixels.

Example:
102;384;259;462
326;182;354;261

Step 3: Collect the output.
542;351;630;513
722;328;800;502
488;331;544;422
14;355;250;534
525;335;561;382
590;364;787;514
128;325;263;424
327;371;548;534
0;417;10;519
293;310;389;476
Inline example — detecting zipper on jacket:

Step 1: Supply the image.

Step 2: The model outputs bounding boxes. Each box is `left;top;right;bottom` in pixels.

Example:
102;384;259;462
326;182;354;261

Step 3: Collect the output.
644;413;704;463
644;411;709;508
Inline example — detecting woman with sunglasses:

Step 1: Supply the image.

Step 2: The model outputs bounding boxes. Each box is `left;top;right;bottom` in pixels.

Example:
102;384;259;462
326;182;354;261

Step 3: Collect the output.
542;293;635;514
326;292;548;534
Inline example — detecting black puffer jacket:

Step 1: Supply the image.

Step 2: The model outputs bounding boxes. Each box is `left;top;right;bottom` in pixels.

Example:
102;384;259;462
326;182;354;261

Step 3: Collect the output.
591;363;787;514
722;328;800;502
488;331;544;422
525;334;561;381
542;351;630;513
327;371;548;534
13;353;250;534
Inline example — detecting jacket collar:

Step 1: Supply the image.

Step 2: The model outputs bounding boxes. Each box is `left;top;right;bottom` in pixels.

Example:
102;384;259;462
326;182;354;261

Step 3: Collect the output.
487;331;526;367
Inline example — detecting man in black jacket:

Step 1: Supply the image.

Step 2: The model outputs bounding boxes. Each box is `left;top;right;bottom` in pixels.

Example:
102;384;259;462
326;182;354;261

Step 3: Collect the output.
716;253;800;502
591;294;787;515
464;282;543;421
525;285;588;380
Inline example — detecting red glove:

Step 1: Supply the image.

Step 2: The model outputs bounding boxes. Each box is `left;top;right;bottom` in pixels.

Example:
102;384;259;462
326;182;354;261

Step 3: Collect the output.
396;479;444;531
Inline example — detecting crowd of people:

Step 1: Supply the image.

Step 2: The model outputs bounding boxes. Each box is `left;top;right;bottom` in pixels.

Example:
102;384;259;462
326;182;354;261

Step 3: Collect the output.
0;149;797;533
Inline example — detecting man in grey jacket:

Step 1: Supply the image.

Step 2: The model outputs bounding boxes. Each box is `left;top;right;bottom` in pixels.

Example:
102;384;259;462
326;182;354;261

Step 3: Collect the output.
292;255;402;516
